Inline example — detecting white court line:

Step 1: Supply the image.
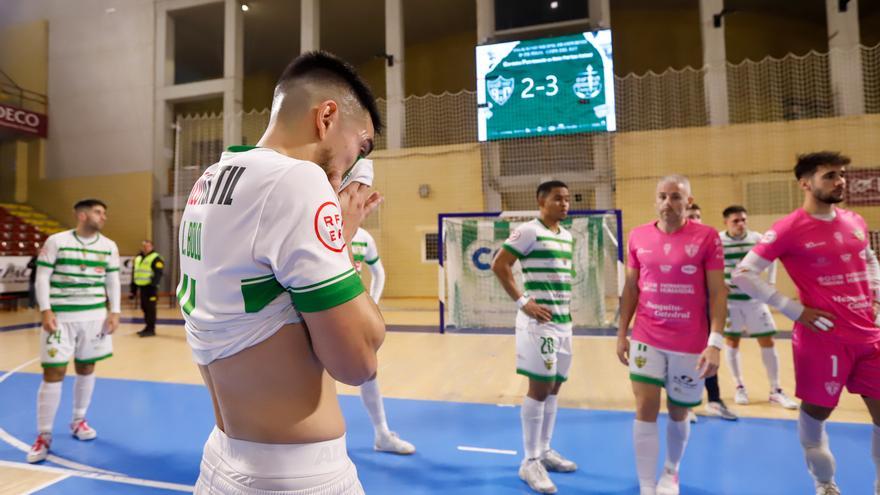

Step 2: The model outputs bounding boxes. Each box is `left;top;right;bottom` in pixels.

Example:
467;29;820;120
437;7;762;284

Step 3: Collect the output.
457;445;518;456
21;473;71;494
0;427;122;476
0;460;194;492
0;357;39;383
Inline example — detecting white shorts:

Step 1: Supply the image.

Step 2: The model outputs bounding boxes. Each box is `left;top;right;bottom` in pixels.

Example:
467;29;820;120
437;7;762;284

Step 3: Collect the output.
41;319;113;368
195;427;364;495
725;300;777;337
515;311;572;382
628;340;704;408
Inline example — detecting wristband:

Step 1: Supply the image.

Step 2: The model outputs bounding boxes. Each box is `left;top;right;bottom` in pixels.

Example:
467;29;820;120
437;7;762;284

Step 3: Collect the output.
516;294;530;310
707;332;724;350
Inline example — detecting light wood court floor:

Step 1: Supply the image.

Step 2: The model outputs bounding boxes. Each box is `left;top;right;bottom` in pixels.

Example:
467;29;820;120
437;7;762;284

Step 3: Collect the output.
0;301;871;424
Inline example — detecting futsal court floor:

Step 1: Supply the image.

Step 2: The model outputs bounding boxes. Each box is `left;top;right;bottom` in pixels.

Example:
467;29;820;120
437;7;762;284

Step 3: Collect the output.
0;301;874;494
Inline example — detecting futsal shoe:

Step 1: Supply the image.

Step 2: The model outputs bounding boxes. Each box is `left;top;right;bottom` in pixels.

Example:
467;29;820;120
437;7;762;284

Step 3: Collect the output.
540;449;577;472
734;385;749;405
71;418;97;440
656;468;680;495
26;433;51;463
518;459;557;494
374;431;415;455
769;389;798;410
815;481;841;495
687;410;698;424
704;400;738;421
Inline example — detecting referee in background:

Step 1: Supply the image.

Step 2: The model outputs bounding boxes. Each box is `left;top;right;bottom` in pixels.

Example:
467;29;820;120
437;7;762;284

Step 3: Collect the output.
130;240;164;337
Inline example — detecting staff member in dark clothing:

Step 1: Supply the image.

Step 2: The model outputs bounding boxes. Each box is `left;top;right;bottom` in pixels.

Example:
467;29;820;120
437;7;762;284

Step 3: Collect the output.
130;240;163;337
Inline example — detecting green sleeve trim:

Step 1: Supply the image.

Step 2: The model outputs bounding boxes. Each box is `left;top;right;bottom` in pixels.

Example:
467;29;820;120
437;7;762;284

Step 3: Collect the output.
41;361;69;368
227;145;258;152
75;353;113;364
501;244;525;259
668;397;702;408
51;302;107;312
728;294;752;301
289;268;356;292
516;369;558;382
36;261;54;268
241;276;286;313
290;271;364;313
241;273;276;283
365;257;380;265
629;373;665;387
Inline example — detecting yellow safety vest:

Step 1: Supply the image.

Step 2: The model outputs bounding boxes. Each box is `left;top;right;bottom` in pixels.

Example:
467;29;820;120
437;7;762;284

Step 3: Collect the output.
134;252;161;286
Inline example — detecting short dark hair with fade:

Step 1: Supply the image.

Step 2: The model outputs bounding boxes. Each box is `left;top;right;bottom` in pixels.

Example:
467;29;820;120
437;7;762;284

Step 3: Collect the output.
74;199;107;211
687;203;701;211
794;151;850;179
722;205;747;218
276;50;382;134
536;180;569;199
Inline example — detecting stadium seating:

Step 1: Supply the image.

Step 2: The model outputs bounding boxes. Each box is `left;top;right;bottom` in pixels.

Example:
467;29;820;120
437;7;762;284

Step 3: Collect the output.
0;203;65;256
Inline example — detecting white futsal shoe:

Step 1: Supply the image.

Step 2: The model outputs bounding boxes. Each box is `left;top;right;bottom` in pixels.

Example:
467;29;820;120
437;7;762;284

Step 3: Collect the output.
734;385;749;405
374;431;415;455
519;458;557;494
26;432;51;463
769;389;798;410
540;449;577;472
71;418;97;441
815;481;841;495
656;467;680;495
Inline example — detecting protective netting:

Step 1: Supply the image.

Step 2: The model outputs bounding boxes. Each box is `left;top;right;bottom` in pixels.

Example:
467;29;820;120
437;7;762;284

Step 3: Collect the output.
441;212;622;332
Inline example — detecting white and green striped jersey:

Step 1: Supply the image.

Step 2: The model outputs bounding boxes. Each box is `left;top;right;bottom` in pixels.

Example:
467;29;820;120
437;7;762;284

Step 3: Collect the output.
351;228;379;274
502;219;574;333
720;230;776;301
36;230;120;321
178;146;364;365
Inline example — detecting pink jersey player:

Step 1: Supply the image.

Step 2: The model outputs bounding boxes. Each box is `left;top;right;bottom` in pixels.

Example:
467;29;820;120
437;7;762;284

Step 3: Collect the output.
628;220;725;354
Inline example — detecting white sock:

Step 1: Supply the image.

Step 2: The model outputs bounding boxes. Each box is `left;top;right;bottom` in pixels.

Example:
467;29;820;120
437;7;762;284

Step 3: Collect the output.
37;381;62;434
725;345;744;388
521;396;545;460
633;420;659;491
761;346;780;391
798;409;835;483
72;374;96;420
665;418;690;472
872;425;880;488
540;395;558;454
359;378;390;436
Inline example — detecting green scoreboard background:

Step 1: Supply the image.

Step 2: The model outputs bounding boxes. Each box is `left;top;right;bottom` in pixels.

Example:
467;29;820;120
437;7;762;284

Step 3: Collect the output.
476;30;616;141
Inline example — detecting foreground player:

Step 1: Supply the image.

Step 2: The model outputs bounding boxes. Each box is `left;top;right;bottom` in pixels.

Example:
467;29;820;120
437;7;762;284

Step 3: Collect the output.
351;226;415;454
492;181;578;494
720;205;796;409
732;152;880;495
617;176;726;495
180;52;385;494
28;199;121;463
685;203;737;422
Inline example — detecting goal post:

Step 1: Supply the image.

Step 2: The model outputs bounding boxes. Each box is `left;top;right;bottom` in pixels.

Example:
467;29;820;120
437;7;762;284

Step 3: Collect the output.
438;209;623;334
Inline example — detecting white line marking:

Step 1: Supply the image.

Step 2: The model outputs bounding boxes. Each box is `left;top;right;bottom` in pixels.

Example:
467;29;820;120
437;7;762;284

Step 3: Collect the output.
496;404;516;408
0;427;122;475
457;445;518;456
0;357;39;383
0;460;194;492
21;473;71;494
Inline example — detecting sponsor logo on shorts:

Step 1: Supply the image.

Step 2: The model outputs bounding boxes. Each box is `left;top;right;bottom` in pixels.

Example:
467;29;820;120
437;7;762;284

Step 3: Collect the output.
635;356;646;368
761;231;777;244
684;244;699;258
681;265;697;275
824;381;842;396
544;359;554;370
673;374;698;390
47;348;57;358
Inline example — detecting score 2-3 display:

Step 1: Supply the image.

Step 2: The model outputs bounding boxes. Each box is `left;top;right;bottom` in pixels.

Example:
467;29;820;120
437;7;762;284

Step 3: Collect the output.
476;30;616;141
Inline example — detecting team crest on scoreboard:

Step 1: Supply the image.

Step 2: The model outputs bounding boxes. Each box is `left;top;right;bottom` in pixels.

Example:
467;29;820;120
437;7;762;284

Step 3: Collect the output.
487;76;515;106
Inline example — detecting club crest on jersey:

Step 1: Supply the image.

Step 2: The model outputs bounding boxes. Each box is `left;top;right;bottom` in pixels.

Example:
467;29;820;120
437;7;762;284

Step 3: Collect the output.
313;202;346;253
834;232;844;244
663;243;672;255
684;244;699;257
47;348;57;358
634;356;646;368
853;229;865;241
760;231;777;244
824;381;841;396
487;76;515;106
841;253;852;263
544;359;554;371
508;230;521;242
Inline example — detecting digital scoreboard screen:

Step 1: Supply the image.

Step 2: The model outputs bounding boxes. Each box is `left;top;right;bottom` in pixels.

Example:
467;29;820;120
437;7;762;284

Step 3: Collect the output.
476;30;616;141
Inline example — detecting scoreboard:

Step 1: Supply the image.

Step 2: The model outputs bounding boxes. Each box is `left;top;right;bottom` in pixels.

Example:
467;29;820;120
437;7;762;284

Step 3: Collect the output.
476;30;616;141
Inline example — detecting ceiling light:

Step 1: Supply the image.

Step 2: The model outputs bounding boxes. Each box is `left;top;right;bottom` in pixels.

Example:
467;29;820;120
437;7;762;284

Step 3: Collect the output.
550;1;558;9
241;3;249;12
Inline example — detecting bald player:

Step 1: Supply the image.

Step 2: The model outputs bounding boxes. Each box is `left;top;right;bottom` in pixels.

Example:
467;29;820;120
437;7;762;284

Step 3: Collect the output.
179;52;384;494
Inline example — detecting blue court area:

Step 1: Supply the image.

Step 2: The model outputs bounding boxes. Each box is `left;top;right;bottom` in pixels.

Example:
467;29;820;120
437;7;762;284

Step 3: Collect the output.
0;372;873;494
